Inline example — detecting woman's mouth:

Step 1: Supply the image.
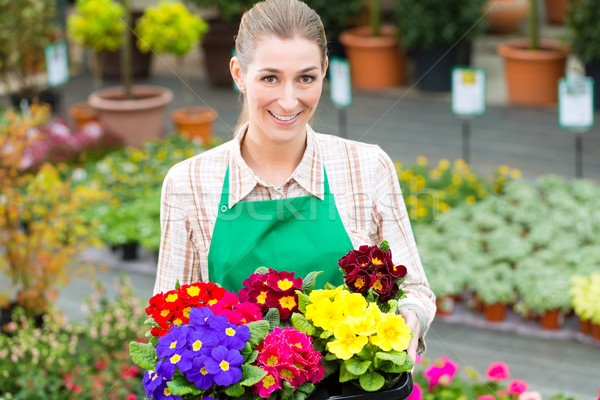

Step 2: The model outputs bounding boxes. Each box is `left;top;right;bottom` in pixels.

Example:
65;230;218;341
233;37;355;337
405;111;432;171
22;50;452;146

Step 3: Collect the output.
268;111;301;124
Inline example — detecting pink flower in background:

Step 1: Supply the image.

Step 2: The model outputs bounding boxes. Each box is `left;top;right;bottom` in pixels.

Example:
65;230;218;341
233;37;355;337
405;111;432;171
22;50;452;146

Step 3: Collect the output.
486;361;510;381
415;354;424;364
423;356;459;392
406;382;422;400
518;391;543;400
478;395;495;400
508;380;529;395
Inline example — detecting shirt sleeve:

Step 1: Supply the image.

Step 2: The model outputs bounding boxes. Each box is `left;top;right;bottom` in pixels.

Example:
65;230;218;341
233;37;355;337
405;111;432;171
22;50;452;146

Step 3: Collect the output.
154;169;202;295
371;147;436;355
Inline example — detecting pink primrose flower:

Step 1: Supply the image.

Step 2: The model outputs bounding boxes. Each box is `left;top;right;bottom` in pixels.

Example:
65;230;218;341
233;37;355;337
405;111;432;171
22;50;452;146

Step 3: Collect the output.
508;380;529;395
478;395;495;400
486;361;510;381
406;382;422;400
423;356;459;392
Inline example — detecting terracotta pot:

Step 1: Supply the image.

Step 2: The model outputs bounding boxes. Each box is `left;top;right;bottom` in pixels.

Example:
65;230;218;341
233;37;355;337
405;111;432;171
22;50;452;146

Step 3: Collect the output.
436;295;455;316
484;0;529;35
544;0;568;25
68;102;98;128
540;309;563;330
88;85;173;147
592;322;600;341
484;303;506;322
580;318;591;335
171;107;218;145
339;26;405;89
497;38;569;106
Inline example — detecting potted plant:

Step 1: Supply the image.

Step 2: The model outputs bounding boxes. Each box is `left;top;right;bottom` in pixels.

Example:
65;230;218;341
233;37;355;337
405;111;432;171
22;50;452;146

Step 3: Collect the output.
470;263;517;322
569;273;597;335
83;0;174;147
339;0;406;89
0;0;62;112
566;0;600;110
497;0;570;106
483;0;529;35
135;0;218;145
394;0;488;92
184;0;256;87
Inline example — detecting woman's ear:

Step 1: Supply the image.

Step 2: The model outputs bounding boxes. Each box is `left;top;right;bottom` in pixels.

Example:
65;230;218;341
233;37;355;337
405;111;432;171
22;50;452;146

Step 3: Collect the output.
323;56;329;78
230;56;245;92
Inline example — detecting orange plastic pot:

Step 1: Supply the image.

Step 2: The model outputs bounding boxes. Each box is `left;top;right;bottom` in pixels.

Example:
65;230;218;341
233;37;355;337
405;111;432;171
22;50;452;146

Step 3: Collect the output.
339;26;405;89
544;0;568;25
484;303;506;322
497;39;569;106
580;318;591;335
540;309;562;330
171;107;218;145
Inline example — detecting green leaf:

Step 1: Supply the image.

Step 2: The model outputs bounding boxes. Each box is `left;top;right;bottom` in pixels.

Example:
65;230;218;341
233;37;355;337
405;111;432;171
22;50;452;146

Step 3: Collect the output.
241;342;253;358
247;320;270;348
144;317;160;328
265;308;281;330
374;351;410;373
129;341;157;371
294;392;308;400
291;313;316;336
380;240;390;252
225;383;246;397
301;271;322;294
359;371;385;392
297;292;310;314
298;382;315;394
246;350;259;364
324;282;337;290
149;335;159;347
356;346;372;361
175;279;181;290
345;357;372;375
323;360;339;378
240;364;268;387
255;266;269;274
167;374;202;395
324;352;338;361
281;380;294;400
339;361;358;383
320;330;333;339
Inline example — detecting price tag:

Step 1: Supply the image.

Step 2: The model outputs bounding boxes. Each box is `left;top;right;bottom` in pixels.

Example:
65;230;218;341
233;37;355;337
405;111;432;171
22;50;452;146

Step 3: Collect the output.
451;67;486;117
558;77;594;130
329;56;352;108
45;41;69;87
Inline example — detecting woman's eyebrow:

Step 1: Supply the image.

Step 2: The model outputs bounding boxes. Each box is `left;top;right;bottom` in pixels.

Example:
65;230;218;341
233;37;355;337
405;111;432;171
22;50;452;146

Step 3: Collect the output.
258;66;320;73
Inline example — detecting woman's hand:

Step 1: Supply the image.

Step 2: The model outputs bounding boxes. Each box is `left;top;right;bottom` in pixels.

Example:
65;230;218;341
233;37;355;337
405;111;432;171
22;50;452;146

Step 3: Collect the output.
398;308;420;373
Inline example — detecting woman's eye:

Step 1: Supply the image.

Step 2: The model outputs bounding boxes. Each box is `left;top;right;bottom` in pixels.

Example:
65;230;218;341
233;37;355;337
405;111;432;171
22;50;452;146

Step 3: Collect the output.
299;75;314;84
263;76;277;83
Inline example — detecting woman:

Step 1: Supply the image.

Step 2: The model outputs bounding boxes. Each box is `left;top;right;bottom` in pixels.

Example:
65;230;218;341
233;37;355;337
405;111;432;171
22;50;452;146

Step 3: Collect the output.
154;0;435;360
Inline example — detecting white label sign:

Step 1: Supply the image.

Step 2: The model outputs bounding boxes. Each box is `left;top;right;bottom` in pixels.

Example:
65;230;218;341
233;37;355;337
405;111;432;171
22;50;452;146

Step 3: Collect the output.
559;77;594;130
451;67;486;117
45;41;69;87
329;57;352;108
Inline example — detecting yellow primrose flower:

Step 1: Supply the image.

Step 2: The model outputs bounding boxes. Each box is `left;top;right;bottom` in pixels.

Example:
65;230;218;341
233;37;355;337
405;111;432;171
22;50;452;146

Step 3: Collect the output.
366;303;383;326
309;287;342;304
370;315;412;352
341;292;367;318
308;297;344;332
346;313;377;336
327;322;368;360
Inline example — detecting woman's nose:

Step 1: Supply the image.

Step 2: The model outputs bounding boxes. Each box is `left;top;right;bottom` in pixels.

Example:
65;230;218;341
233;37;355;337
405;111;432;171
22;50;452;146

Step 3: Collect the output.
277;82;299;111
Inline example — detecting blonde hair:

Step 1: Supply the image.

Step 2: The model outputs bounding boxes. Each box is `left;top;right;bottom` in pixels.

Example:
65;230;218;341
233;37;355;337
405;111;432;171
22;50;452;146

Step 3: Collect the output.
233;0;328;135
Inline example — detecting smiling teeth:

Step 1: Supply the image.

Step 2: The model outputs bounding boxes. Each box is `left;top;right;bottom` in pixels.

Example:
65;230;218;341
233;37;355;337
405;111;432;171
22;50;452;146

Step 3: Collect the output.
270;111;298;121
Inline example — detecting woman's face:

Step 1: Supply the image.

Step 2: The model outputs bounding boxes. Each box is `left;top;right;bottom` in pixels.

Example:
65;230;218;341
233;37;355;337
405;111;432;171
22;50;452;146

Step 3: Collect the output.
231;35;327;145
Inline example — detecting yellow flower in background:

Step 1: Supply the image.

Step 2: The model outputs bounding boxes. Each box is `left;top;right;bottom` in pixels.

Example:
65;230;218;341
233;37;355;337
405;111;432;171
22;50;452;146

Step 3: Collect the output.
431;169;441;179
370;314;412;352
466;195;476;205
327;322;368;360
452;175;463;186
416;207;428;217
416;155;428;167
454;158;467;169
438;202;450;212
438;158;450;170
511;168;522;179
341;292;367;318
498;165;510;175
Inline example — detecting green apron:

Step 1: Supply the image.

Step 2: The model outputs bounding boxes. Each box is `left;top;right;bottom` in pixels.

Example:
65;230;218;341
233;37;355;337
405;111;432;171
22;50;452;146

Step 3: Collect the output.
207;166;354;292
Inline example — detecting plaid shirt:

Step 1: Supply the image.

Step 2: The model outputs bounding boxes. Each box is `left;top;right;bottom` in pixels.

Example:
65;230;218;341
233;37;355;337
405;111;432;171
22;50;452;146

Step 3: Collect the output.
155;124;436;352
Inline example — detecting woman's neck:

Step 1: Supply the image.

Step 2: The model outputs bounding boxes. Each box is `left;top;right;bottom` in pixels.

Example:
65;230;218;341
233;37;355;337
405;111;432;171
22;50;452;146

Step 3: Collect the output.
240;127;307;188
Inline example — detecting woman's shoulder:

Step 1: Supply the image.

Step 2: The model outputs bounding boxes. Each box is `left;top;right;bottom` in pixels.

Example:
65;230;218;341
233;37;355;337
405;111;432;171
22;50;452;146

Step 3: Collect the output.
164;139;234;188
313;131;392;168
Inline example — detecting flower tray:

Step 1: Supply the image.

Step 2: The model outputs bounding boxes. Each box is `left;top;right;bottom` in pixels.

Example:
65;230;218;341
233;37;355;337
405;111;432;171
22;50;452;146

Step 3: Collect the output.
309;373;413;400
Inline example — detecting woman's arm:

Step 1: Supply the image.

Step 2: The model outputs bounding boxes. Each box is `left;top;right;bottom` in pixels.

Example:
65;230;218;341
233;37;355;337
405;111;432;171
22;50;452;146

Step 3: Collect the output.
371;148;436;355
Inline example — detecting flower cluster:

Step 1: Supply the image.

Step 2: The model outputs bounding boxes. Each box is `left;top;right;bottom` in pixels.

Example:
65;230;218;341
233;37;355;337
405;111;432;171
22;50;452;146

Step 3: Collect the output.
239;269;303;320
144;307;250;399
145;282;227;337
338;241;407;303
253;327;325;397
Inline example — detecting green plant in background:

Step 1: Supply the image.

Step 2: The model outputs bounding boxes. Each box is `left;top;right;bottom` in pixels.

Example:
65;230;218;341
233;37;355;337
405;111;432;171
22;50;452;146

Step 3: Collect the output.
515;266;572;316
184;0;257;25
470;263;517;306
396;157;519;224
67;0;125;87
0;276;147;399
570;273;600;324
304;0;363;41
566;0;600;64
0;0;60;98
394;0;488;51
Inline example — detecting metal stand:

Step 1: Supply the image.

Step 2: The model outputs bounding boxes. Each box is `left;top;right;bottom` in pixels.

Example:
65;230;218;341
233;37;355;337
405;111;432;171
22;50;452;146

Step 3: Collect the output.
575;132;584;178
462;118;471;164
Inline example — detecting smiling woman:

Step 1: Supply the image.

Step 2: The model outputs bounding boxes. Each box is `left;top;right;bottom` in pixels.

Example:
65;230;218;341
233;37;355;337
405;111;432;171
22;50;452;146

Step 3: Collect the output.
155;0;436;370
